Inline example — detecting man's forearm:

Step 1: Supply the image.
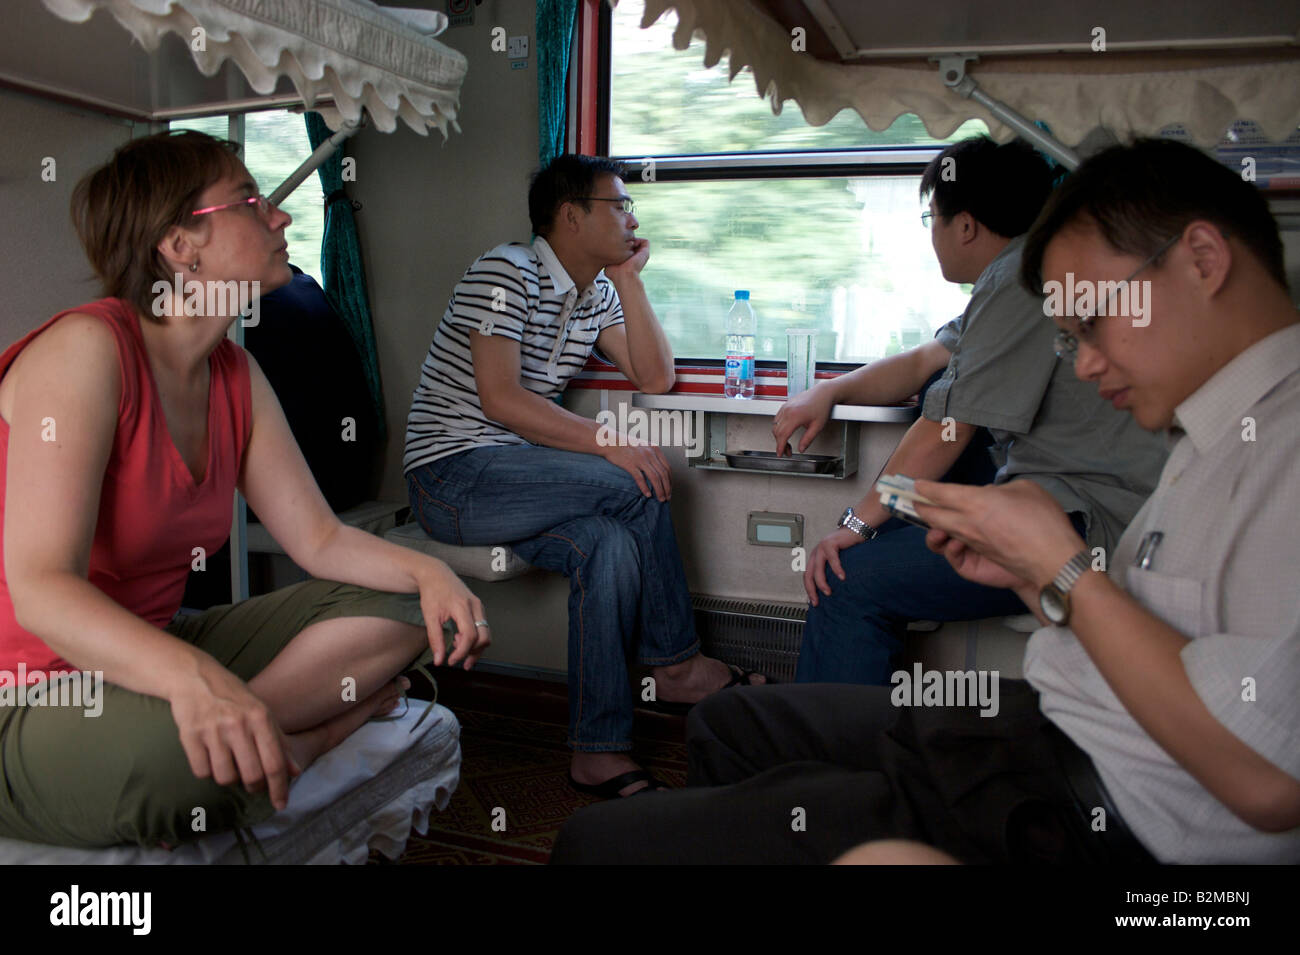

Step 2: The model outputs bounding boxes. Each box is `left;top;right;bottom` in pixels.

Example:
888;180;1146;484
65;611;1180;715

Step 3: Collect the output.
1051;572;1300;831
609;273;674;392
484;386;605;455
854;416;975;527
831;340;951;407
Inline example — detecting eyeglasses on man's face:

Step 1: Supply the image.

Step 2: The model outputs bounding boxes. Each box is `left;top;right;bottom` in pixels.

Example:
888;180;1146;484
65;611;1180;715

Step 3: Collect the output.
1052;232;1182;359
920;210;934;228
191;194;276;218
578;196;635;216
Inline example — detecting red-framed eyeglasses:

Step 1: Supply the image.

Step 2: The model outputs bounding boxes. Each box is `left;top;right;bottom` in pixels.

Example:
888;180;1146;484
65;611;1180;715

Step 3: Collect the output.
191;195;275;217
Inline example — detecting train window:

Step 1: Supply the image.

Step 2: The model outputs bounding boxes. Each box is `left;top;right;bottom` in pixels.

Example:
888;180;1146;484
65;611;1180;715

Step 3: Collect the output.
170;111;325;286
607;0;988;366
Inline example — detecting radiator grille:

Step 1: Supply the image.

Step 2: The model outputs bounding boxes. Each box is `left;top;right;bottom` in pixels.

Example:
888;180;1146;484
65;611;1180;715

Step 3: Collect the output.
691;594;807;683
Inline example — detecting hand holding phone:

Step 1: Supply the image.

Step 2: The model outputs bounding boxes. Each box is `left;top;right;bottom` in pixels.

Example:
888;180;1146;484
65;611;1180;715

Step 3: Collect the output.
875;474;935;529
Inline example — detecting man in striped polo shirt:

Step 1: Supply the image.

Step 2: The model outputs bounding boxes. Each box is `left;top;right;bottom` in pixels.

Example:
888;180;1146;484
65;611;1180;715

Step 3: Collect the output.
405;155;764;798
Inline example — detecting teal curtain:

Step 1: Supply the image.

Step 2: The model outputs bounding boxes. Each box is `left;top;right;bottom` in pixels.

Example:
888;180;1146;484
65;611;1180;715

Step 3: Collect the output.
305;111;386;440
537;0;580;166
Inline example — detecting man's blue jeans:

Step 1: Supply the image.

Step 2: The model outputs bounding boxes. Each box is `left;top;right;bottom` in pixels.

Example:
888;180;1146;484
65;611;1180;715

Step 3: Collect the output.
406;445;700;752
795;364;1039;686
795;512;1086;685
794;519;1029;685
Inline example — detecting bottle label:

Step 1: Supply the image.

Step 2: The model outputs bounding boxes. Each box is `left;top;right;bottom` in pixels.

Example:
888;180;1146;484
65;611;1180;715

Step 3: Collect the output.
725;356;754;380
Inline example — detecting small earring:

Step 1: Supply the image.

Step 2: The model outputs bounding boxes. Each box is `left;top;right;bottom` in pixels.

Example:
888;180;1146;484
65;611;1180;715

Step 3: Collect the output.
189;260;199;272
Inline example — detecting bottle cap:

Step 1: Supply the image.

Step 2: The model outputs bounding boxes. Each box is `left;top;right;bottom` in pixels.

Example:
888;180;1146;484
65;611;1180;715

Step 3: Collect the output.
733;290;750;300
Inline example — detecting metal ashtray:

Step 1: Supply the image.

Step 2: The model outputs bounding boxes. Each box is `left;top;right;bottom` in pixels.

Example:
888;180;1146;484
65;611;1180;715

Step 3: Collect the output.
723;450;841;474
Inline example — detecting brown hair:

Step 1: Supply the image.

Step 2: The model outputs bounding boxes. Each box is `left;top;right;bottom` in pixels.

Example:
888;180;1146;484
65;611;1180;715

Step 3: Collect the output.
70;130;243;322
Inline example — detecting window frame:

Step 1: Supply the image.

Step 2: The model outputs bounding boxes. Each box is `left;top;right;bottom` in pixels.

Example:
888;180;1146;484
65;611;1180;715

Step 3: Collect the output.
587;0;955;370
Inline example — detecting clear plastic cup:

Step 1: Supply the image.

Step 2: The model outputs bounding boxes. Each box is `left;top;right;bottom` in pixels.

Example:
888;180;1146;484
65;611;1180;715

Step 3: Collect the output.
786;329;816;397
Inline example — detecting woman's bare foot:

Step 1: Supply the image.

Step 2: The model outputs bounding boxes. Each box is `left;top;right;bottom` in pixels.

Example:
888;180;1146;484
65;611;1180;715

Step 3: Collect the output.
284;676;409;774
570;752;653;797
651;655;766;706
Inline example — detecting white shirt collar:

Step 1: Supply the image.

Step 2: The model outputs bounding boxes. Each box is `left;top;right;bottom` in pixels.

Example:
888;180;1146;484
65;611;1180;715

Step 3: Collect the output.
532;235;575;297
1172;323;1300;453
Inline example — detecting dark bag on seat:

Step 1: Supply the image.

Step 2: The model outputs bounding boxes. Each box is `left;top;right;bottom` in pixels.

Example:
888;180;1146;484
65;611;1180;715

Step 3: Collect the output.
243;266;379;517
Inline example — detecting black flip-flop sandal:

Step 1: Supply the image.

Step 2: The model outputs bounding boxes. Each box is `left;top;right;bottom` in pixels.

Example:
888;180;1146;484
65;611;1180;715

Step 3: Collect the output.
640;664;772;716
568;769;668;799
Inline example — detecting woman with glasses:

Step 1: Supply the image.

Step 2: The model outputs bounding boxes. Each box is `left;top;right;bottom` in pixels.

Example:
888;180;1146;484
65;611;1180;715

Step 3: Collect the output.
0;130;487;850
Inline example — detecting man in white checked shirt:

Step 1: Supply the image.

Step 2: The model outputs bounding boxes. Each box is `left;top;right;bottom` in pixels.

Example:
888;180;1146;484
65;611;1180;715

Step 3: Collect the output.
553;139;1299;865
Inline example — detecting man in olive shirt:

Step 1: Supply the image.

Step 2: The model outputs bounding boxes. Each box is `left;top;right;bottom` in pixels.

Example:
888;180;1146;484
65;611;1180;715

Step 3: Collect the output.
778;136;1167;685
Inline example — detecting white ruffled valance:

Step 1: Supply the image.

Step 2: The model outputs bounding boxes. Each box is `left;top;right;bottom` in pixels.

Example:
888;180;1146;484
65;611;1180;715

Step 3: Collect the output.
41;0;468;135
633;0;1300;148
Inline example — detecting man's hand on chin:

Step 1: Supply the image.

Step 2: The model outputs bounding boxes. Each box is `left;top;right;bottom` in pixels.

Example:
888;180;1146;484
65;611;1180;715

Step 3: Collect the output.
606;238;650;281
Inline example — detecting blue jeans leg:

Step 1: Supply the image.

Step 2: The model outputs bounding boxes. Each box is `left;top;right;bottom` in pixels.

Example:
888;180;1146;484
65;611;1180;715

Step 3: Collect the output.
794;524;1028;685
406;445;700;751
508;516;640;751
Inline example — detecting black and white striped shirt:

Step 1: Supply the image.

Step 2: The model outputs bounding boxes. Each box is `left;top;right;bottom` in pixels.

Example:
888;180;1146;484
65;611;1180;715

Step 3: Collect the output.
403;237;625;472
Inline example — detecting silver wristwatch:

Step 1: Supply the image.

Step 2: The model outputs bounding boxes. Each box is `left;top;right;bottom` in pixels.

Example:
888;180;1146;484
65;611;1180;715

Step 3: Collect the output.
1039;550;1092;625
838;506;878;541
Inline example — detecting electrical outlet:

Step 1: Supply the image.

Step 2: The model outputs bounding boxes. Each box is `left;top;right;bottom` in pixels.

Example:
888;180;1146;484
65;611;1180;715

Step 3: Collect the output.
508;35;528;58
747;512;804;547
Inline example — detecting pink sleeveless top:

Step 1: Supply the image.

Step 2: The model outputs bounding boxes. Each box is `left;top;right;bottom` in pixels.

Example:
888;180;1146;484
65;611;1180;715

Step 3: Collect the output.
0;299;252;673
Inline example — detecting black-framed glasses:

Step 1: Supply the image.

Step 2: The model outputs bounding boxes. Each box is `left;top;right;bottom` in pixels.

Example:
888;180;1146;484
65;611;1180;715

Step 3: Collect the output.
920;211;934;227
1052;232;1182;359
191;194;275;218
578;196;635;215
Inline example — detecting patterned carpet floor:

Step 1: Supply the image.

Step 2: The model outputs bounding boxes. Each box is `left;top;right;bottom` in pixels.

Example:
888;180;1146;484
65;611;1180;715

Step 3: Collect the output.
369;701;689;865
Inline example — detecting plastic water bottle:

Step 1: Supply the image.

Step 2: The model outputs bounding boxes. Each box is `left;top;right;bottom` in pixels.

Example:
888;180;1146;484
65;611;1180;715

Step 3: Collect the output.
724;290;756;399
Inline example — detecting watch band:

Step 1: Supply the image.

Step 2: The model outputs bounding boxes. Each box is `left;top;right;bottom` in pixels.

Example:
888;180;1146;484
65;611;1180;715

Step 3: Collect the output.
839;507;878;540
1052;550;1092;591
1038;549;1093;626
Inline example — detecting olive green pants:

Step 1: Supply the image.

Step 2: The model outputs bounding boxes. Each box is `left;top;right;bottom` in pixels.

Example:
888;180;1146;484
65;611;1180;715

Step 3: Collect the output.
0;579;433;849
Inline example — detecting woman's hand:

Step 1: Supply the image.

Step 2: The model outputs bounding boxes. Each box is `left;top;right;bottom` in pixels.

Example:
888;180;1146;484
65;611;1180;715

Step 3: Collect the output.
170;659;300;812
912;479;1084;588
415;558;490;669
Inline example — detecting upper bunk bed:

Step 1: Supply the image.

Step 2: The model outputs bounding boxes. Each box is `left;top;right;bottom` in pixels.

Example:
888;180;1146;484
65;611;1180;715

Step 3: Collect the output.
5;0;467;135
626;0;1300;173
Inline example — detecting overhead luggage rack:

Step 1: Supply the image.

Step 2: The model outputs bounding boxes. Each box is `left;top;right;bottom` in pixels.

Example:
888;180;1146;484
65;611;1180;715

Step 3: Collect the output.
631;0;1300;152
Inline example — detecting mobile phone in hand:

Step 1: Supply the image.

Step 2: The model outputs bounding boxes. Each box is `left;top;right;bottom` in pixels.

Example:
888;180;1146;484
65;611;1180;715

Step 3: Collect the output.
875;474;934;529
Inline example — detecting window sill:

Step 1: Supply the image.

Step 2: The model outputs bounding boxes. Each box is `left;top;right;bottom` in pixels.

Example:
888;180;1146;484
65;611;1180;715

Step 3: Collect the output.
630;391;915;424
573;359;918;418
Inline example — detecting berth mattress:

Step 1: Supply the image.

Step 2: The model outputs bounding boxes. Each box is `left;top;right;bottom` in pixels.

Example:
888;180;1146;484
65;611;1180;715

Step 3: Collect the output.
0;702;460;864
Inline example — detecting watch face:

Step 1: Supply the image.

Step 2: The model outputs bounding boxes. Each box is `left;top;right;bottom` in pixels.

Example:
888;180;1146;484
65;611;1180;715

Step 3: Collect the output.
1040;585;1068;624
